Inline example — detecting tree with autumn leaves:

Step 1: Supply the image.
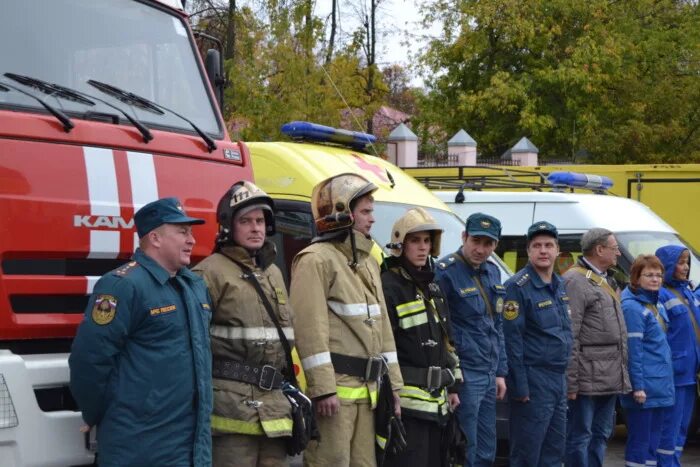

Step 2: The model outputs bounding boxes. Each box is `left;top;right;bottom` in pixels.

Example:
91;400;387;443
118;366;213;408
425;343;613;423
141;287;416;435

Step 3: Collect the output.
418;0;700;162
189;0;700;163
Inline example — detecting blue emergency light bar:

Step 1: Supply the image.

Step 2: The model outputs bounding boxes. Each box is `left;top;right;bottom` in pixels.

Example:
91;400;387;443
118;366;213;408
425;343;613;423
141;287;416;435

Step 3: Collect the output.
281;121;376;149
547;171;614;191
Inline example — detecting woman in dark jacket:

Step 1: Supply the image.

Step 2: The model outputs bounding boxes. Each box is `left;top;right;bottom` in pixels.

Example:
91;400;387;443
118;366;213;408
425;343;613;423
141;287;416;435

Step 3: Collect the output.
380;207;461;467
620;254;674;467
655;245;700;467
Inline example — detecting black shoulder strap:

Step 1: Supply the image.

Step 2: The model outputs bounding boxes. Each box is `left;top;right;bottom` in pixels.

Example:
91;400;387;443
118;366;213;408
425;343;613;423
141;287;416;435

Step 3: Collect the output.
227;256;297;386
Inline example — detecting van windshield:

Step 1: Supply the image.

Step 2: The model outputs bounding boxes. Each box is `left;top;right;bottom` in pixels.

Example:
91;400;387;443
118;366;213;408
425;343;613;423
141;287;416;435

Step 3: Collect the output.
616;231;700;286
0;0;221;136
497;231;700;288
373;202;512;281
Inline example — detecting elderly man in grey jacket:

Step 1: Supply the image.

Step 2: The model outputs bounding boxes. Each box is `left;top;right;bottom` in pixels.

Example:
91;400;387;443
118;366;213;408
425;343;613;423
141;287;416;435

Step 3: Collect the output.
563;228;631;467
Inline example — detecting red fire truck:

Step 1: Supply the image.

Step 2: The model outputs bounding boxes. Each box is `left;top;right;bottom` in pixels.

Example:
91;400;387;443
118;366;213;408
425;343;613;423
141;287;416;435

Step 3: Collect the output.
0;1;252;464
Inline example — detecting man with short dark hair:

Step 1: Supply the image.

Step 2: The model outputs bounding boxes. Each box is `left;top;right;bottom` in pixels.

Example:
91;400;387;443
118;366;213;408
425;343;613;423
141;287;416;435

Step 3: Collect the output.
70;197;213;466
503;221;573;467
435;212;507;467
563;228;630;467
290;173;403;467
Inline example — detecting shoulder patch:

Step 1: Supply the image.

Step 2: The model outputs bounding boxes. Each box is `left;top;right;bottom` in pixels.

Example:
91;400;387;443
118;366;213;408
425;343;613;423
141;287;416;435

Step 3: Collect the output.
515;273;531;287
503;301;519;320
92;294;117;325
438;254;459;270
115;261;139;276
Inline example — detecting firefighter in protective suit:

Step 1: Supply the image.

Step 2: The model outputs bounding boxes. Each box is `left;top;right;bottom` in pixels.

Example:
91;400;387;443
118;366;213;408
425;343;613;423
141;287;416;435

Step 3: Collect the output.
290;173;404;467
380;208;463;467
193;181;294;467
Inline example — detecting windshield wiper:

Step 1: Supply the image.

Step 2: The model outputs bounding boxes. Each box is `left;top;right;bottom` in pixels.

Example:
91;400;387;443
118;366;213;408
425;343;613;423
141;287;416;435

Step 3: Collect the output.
88;79;217;152
4;73;153;143
5;73;95;106
0;80;74;132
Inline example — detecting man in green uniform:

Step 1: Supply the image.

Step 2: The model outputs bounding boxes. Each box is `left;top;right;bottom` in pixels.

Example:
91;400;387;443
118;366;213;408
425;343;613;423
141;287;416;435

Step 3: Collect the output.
70;197;213;467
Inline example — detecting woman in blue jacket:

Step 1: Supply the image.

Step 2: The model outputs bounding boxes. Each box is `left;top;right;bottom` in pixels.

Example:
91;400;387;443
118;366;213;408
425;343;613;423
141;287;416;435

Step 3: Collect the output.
655;245;700;467
620;254;675;467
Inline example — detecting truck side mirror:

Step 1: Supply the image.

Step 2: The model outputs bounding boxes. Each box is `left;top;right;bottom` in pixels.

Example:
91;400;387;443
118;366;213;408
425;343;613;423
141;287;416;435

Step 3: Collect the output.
205;49;224;111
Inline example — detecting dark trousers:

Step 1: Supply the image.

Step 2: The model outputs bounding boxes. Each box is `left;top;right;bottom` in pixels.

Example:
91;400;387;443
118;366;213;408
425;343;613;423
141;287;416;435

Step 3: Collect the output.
383;416;443;467
565;394;617;467
509;367;567;467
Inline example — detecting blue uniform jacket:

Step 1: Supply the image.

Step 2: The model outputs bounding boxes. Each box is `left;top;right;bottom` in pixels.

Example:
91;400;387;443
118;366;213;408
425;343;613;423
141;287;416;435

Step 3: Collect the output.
435;251;507;376
69;249;213;466
619;286;674;409
502;263;572;399
656;245;700;387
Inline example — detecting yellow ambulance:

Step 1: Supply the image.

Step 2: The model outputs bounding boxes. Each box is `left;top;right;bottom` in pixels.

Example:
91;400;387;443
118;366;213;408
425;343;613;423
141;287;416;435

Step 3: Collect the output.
247;121;511;284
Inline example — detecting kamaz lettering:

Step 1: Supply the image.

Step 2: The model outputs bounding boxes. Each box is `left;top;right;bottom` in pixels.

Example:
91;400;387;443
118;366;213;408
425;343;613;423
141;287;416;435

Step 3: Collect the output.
73;215;134;229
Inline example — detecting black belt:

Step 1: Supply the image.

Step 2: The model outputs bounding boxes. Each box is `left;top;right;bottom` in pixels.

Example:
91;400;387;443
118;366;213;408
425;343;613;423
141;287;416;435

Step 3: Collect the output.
212;357;285;390
331;353;387;381
400;365;455;390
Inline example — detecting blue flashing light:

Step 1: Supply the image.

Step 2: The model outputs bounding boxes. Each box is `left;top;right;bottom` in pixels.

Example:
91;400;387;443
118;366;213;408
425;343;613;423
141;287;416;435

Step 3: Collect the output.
281;121;376;149
547;171;614;191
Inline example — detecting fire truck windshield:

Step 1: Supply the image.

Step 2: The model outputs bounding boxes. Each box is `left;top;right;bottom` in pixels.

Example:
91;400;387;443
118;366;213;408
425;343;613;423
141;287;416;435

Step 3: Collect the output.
0;0;221;137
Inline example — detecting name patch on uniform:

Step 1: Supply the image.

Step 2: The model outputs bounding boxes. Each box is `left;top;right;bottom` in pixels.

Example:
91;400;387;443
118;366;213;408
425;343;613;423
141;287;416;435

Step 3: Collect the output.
504;301;519;320
92;295;117;325
150;305;176;316
537;300;553;308
202;303;210;310
459;287;477;295
561;295;569;302
274;287;287;304
496;297;504;314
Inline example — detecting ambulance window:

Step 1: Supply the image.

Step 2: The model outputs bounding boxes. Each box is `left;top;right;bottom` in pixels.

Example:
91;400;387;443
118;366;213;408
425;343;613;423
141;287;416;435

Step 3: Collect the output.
616;231;700;285
270;204;314;286
495;234;585;276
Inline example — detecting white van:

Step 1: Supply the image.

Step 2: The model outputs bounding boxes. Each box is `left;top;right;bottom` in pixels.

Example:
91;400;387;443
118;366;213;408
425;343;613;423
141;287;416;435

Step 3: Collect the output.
433;189;700;289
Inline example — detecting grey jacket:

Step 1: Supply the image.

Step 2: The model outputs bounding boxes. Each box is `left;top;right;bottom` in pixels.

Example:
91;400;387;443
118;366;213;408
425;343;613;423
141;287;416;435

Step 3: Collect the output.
563;259;631;396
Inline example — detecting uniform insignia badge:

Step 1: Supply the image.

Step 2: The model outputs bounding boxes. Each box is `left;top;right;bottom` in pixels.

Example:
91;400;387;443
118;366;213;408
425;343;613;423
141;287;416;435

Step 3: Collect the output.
496;297;504;314
539;223;547;229
274;287;287;304
503;300;519;320
92;294;117;325
202;303;211;310
150;304;176;316
480;220;491;228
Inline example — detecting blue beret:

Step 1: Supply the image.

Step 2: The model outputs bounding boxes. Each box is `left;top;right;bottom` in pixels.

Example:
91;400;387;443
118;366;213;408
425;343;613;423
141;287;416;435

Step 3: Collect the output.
134;197;204;238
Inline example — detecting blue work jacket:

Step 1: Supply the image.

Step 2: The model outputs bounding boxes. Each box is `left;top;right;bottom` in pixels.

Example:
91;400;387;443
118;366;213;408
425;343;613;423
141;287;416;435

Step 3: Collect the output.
656;245;700;387
619;286;674;409
502;263;572;399
69;249;213;466
435;251;507;377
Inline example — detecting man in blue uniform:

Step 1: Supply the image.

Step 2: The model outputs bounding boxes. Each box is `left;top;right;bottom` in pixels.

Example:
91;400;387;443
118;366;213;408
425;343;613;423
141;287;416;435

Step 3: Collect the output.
69;197;213;467
503;221;573;467
435;213;507;467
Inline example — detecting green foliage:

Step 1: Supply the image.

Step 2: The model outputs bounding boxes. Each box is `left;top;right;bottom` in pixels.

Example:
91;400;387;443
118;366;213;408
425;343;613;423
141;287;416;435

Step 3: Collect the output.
418;0;700;162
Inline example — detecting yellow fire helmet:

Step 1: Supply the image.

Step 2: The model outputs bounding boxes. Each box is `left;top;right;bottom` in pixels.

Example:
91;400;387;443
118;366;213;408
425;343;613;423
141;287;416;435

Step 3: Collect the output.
387;207;443;257
216;180;275;244
311;173;378;235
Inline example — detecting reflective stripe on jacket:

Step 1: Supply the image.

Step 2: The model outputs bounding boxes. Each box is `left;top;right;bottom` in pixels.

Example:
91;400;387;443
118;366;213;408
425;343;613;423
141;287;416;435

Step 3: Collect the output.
192;241;294;438
289;231;403;404
381;256;461;422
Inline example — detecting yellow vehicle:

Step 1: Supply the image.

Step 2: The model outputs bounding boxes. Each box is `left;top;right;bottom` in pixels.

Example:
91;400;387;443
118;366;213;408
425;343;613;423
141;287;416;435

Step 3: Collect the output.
248;121;510;284
406;164;700;250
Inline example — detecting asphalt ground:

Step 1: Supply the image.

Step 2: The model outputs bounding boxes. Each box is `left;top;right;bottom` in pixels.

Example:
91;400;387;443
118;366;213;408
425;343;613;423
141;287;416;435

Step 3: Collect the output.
291;426;700;466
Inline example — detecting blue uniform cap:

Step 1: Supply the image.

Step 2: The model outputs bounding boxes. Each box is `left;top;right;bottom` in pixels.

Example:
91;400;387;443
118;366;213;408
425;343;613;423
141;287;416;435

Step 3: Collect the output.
465;213;502;241
527;221;558;241
134;197;205;238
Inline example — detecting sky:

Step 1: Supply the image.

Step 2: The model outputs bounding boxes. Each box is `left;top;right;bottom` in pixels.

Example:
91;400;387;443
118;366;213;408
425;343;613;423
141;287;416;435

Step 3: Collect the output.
313;0;440;86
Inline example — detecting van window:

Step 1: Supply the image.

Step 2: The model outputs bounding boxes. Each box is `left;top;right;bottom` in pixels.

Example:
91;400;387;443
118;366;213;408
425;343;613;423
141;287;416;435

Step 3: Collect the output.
495;234;631;288
270;202;314;286
616;232;700;285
